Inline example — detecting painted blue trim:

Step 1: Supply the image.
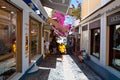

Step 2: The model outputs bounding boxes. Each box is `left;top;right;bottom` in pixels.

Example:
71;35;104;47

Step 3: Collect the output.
19;54;43;80
27;69;39;75
36;55;43;66
23;0;38;12
84;59;120;80
19;63;34;80
23;0;47;22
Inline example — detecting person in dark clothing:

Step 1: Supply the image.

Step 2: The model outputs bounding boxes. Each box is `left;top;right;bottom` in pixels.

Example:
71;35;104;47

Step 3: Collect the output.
52;41;57;54
67;39;73;55
49;41;53;54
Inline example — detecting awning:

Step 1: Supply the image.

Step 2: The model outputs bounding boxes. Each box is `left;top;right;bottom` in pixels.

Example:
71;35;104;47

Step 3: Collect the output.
40;0;71;14
48;17;68;32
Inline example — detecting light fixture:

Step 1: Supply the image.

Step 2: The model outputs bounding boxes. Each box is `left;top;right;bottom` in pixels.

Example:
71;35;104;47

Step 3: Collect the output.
11;11;14;14
1;6;6;9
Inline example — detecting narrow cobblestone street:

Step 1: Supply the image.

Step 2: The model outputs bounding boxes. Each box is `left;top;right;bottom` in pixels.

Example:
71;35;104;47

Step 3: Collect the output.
24;54;102;80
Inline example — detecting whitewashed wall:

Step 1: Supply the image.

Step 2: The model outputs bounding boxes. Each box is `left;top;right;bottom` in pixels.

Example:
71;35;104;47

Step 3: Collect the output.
9;0;46;79
80;0;120;78
99;0;120;66
81;26;89;52
22;10;30;72
100;13;107;66
82;31;88;50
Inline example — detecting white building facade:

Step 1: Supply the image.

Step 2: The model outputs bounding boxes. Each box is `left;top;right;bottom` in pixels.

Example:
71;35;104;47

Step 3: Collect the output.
0;0;48;80
80;0;120;79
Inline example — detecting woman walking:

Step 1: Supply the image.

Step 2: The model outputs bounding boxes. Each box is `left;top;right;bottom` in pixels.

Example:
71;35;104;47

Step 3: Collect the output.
58;43;66;61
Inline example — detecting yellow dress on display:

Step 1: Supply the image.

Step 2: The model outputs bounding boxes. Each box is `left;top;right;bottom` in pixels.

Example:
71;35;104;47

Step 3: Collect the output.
12;44;16;53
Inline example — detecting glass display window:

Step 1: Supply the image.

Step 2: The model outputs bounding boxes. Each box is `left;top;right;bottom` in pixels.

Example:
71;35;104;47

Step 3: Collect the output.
82;30;88;50
110;24;120;70
91;28;100;58
30;19;40;62
0;2;17;79
0;0;22;79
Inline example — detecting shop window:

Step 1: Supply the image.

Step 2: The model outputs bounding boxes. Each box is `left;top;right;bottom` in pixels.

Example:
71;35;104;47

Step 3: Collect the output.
30;19;39;61
76;38;80;51
91;28;100;58
82;31;88;50
0;4;17;79
110;25;120;70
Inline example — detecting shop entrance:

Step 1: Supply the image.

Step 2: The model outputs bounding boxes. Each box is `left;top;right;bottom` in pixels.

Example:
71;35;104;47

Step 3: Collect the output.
108;11;120;71
109;24;120;70
29;18;41;63
0;0;22;79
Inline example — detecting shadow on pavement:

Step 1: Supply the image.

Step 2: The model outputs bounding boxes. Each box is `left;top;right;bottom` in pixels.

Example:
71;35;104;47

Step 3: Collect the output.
69;55;102;80
24;54;62;80
39;54;61;68
25;69;50;80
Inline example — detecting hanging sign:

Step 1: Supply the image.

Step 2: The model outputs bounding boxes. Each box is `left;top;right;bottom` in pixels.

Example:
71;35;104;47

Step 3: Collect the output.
108;11;120;25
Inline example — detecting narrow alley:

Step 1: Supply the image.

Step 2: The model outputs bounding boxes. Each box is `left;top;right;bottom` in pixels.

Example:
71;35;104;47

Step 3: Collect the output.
0;0;120;80
24;54;102;80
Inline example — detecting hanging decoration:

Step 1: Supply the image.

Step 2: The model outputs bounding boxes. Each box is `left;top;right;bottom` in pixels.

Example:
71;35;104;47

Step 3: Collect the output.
51;10;72;36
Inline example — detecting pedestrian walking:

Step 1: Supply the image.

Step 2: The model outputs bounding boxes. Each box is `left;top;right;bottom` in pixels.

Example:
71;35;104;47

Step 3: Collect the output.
45;41;50;54
52;41;57;54
58;43;66;61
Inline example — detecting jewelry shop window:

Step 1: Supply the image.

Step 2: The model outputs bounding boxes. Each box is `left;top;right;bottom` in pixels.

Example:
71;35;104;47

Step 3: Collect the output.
0;2;17;79
91;28;100;58
110;25;120;70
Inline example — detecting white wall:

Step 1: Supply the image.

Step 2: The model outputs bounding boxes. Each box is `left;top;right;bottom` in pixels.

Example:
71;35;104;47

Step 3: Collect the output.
22;10;30;73
80;27;82;50
10;0;45;23
80;1;120;77
41;24;45;58
42;37;45;57
99;0;120;66
82;30;89;52
100;13;107;65
9;0;46;79
89;0;120;66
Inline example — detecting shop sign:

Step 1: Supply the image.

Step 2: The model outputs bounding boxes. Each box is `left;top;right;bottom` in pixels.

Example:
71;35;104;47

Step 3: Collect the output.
108;12;120;25
23;0;47;22
82;25;88;31
89;20;100;29
106;5;120;14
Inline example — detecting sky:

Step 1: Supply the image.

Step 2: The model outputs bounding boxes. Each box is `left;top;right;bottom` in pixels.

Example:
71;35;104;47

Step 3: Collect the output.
69;0;82;8
64;0;82;25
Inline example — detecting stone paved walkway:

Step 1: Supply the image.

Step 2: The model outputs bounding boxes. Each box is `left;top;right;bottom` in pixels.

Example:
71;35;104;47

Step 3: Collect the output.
24;54;102;80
